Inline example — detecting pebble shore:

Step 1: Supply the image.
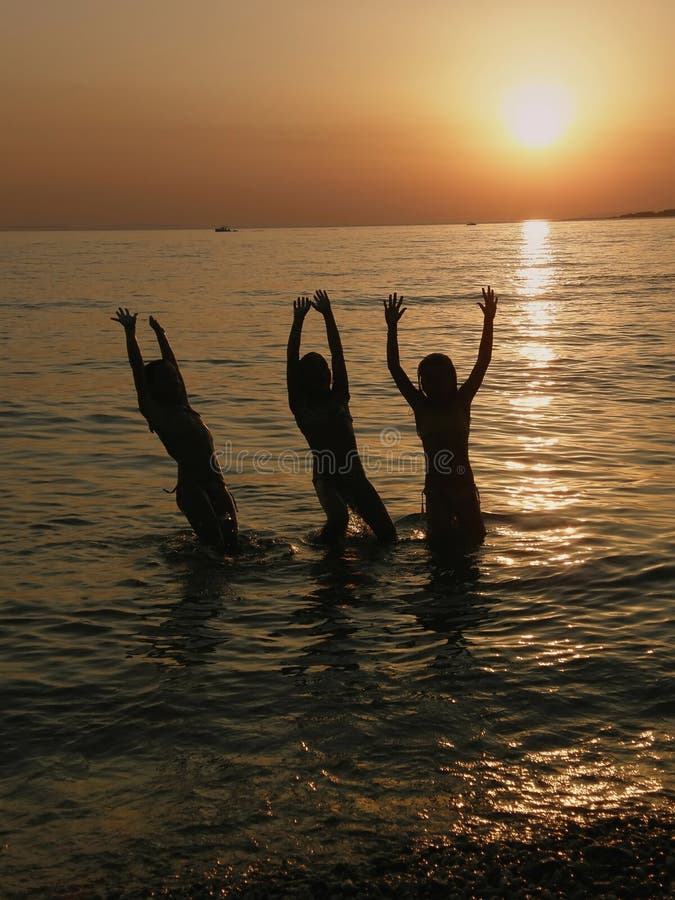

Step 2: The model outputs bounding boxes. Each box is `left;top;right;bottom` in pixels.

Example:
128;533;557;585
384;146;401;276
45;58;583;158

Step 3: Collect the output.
145;813;674;899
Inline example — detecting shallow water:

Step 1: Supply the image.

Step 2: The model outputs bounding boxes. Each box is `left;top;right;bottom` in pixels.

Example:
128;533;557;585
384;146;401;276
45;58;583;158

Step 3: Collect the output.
1;220;674;895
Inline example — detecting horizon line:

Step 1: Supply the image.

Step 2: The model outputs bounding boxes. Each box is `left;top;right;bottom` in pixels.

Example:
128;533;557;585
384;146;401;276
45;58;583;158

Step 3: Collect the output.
1;209;673;232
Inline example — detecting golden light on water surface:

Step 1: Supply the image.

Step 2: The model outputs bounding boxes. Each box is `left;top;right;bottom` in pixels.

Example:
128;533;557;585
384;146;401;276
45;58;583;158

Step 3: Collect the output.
516;220;556;298
507;220;573;516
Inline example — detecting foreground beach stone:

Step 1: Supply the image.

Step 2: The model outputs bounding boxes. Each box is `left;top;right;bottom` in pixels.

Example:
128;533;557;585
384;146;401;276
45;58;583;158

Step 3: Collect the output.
127;813;674;898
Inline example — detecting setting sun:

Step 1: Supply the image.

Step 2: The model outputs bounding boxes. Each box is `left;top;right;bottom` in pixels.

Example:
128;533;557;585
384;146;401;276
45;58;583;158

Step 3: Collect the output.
502;83;573;149
1;2;673;225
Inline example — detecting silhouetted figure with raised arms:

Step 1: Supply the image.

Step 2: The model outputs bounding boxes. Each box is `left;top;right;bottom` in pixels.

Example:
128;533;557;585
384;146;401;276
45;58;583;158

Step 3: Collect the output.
383;287;497;551
287;290;396;544
112;308;237;552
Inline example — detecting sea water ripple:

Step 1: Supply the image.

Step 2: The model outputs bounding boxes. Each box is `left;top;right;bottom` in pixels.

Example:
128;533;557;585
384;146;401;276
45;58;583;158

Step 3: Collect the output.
0;220;673;895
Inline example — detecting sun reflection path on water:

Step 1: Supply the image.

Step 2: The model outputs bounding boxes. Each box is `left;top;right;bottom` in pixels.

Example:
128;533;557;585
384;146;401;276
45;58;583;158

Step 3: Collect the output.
516;219;556;298
514;219;558;365
506;220;576;521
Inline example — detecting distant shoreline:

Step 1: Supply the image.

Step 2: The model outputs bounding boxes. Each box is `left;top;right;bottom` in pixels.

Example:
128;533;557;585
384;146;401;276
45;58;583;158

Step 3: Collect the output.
0;209;673;231
564;208;675;223
613;208;675;219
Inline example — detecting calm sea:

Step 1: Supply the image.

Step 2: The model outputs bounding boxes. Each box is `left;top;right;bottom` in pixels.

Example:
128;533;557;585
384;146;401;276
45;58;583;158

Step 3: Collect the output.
1;221;673;896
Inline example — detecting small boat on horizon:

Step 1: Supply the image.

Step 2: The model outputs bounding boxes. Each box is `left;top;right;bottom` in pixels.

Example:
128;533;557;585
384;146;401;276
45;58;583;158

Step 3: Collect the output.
215;226;238;232
466;222;477;226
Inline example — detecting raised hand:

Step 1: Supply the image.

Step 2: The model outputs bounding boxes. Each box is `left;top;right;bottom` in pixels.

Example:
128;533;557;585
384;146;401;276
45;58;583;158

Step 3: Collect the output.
383;293;406;328
478;286;498;320
148;315;164;333
111;307;138;330
293;296;312;321
311;289;332;316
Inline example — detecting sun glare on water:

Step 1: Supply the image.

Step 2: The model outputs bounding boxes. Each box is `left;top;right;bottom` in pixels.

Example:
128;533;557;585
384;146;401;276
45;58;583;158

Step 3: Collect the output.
502;82;573;148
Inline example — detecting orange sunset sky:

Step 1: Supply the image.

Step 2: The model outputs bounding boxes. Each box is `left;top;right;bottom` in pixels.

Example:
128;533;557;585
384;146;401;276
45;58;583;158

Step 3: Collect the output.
2;0;674;228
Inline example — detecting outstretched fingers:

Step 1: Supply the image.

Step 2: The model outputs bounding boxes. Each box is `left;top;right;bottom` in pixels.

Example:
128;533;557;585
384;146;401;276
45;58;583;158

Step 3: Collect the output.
311;289;331;313
293;296;311;317
478;286;498;317
383;292;406;324
111;307;138;327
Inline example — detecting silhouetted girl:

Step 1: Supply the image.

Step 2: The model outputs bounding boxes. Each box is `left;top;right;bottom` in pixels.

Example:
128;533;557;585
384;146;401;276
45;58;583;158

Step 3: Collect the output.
112;308;237;551
383;287;497;550
287;290;395;543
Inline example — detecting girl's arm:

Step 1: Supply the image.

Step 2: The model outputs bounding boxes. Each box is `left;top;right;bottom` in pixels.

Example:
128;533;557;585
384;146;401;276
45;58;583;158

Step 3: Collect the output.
111;307;148;411
460;286;498;405
149;315;179;368
287;297;311;413
149;315;188;399
384;293;421;409
312;290;349;400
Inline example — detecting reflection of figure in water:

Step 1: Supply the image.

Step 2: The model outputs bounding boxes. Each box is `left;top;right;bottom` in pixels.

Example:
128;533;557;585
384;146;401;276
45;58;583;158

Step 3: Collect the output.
112;308;237;552
147;561;234;667
383;287;497;550
293;552;369;674
287;290;396;543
